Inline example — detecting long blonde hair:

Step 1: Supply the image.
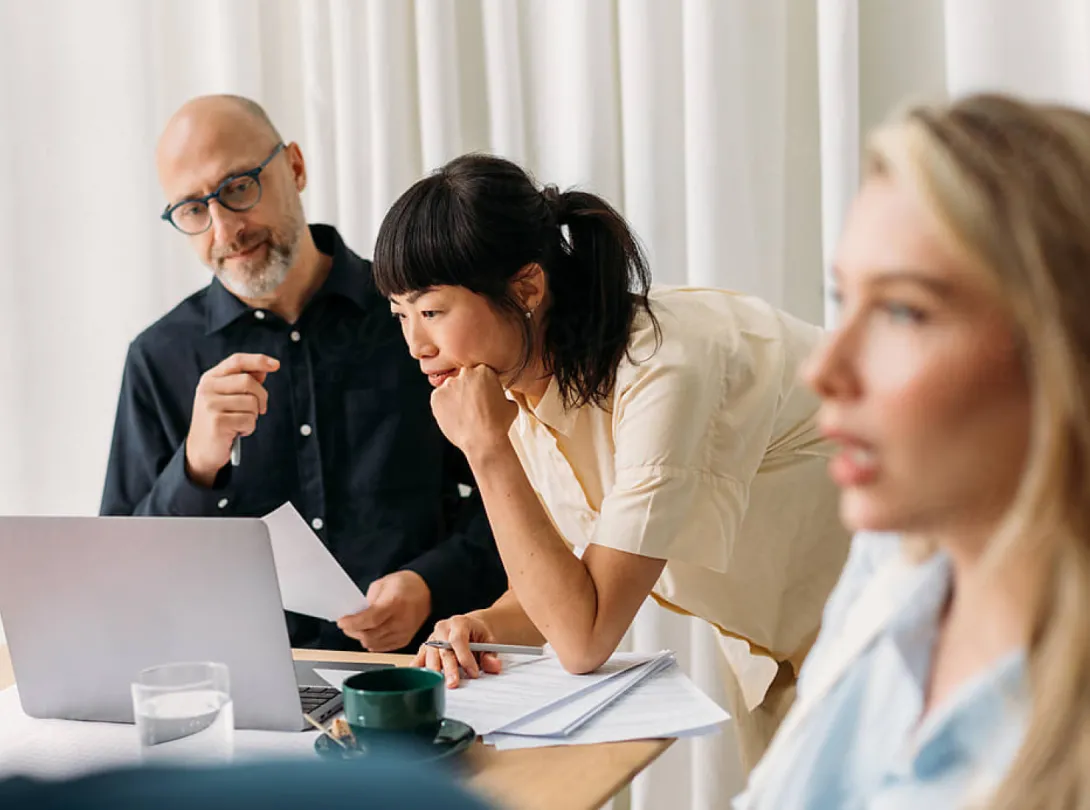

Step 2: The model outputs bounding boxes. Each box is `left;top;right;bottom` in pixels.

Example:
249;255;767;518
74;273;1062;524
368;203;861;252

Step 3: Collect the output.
866;94;1090;809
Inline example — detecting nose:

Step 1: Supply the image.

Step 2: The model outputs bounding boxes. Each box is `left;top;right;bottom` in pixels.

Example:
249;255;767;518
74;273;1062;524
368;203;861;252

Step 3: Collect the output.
403;316;438;361
208;201;246;246
801;320;861;402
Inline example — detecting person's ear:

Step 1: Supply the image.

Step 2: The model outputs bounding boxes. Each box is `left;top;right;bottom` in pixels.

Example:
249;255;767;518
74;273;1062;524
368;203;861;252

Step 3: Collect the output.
285;142;307;193
512;263;547;313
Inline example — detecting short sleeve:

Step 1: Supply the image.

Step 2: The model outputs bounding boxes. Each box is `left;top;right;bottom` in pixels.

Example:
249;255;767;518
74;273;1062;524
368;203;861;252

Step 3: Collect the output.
589;312;784;571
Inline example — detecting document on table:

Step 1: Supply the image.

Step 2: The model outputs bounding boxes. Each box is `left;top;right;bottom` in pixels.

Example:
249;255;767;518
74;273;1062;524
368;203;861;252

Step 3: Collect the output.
497;650;677;737
316;648;729;747
484;661;730;750
317;652;660;735
261;502;367;622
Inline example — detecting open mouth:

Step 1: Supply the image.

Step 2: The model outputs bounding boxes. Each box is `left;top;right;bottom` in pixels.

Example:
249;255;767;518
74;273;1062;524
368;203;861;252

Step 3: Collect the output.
426;369;457;387
828;443;879;487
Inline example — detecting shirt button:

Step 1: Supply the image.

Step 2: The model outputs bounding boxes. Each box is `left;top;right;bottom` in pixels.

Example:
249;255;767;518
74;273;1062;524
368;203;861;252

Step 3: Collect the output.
254;310;266;320
290;330;301;342
311;517;324;531
217;498;229;509
299;424;313;437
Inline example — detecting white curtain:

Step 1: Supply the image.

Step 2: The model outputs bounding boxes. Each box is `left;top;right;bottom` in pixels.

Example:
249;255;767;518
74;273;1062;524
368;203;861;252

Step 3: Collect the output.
1;0;1089;805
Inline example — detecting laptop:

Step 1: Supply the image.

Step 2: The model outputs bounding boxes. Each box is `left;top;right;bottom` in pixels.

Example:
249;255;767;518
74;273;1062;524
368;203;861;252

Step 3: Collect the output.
0;516;390;731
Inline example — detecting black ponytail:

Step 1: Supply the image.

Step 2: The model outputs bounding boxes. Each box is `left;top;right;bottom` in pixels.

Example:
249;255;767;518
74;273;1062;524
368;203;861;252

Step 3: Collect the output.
373;153;659;409
537;184;658;407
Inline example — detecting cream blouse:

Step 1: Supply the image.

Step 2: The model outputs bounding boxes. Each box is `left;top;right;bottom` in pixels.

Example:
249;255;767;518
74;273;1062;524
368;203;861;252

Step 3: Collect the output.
508;287;850;707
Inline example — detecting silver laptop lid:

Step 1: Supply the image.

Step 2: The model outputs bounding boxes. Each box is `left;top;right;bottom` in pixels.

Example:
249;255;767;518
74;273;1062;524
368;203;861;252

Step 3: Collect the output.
0;516;305;731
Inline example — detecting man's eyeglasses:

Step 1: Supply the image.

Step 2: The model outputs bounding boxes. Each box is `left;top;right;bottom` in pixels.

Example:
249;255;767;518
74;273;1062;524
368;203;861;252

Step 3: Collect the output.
161;143;285;235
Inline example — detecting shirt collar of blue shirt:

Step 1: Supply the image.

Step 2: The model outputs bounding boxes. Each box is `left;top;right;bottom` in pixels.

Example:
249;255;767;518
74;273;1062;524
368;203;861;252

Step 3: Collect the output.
882;550;1029;781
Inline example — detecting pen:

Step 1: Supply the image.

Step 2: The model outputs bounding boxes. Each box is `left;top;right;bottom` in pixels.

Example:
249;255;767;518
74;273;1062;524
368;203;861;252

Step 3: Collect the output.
230;435;241;466
423;640;545;656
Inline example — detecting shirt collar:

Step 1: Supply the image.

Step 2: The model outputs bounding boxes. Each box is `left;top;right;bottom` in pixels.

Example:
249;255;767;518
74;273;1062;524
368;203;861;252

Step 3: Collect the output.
205;224;371;334
204;277;249;334
881;552;1030;777
886;551;953;685
512;376;581;436
308;224;371;311
911;648;1028;780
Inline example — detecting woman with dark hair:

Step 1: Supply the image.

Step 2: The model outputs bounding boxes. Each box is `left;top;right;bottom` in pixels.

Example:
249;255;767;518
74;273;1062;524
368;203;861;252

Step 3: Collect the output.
367;153;849;768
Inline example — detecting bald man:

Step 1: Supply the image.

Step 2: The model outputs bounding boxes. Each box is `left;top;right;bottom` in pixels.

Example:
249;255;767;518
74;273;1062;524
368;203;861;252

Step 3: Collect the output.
101;95;507;653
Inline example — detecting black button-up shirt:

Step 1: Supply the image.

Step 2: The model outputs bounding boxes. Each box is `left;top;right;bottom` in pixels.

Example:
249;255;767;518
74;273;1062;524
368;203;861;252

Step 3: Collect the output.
101;224;507;650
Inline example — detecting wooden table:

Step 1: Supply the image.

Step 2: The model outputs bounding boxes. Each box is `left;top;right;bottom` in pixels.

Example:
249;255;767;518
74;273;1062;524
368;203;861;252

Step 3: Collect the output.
0;645;671;810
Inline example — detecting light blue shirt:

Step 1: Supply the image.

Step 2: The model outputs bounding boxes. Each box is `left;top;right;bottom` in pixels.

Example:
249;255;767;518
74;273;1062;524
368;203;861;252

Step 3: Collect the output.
734;533;1028;810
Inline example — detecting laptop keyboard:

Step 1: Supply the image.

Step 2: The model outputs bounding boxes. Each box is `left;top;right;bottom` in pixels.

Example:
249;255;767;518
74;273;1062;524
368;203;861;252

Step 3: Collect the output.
298;685;342;719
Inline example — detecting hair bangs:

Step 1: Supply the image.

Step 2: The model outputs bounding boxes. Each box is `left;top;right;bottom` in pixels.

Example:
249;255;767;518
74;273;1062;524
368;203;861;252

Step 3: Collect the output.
373;173;495;299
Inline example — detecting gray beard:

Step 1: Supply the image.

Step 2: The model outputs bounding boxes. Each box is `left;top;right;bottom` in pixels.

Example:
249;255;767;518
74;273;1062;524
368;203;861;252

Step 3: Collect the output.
214;206;306;299
216;240;295;299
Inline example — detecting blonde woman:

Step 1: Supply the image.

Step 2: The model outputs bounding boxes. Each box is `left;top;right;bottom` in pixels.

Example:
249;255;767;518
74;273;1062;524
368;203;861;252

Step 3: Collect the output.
737;93;1090;808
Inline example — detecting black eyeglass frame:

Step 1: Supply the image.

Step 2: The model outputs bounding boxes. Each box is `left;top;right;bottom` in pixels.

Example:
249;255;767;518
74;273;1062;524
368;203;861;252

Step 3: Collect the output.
160;142;286;234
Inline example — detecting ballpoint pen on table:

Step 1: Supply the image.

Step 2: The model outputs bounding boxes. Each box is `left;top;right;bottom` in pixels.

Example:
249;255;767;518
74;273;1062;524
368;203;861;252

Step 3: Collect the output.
303;713;349;749
423;641;545;656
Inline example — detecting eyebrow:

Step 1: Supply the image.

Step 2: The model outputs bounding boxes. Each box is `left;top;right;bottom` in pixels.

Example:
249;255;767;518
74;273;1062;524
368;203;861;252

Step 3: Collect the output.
390;288;435;307
832;266;956;297
172;161;260;207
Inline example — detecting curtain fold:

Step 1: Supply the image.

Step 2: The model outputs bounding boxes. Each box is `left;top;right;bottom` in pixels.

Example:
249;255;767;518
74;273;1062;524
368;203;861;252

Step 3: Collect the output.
944;0;1090;107
817;0;858;328
2;0;1088;803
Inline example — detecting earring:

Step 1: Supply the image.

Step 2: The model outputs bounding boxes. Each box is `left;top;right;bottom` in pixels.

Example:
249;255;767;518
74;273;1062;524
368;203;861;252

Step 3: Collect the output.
525;309;534;320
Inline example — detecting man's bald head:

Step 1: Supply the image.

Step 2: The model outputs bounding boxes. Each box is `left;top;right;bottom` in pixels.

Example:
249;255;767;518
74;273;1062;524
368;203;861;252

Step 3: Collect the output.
157;95;283;176
156;94;307;301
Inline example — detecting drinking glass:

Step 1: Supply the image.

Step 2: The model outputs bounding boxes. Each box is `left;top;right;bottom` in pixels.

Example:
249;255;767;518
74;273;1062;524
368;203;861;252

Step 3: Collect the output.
132;662;233;763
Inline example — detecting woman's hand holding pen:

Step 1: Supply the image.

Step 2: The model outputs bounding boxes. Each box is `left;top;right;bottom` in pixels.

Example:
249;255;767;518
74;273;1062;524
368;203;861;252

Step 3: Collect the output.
429;365;518;463
413;612;503;688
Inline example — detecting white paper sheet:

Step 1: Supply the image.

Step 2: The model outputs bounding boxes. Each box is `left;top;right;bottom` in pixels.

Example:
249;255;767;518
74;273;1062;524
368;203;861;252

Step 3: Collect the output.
483;662;730;750
0;687;317;781
313;668;361;690
317;652;657;736
261;503;367;622
498;651;676;737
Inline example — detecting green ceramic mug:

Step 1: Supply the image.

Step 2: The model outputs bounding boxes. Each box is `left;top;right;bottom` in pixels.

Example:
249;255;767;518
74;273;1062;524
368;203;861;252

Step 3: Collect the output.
341;667;445;744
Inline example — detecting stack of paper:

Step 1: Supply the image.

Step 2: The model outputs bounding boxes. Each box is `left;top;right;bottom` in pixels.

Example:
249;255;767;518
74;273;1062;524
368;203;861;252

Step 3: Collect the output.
484;660;729;750
492;651;676;737
317;649;729;749
316;652;656;735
